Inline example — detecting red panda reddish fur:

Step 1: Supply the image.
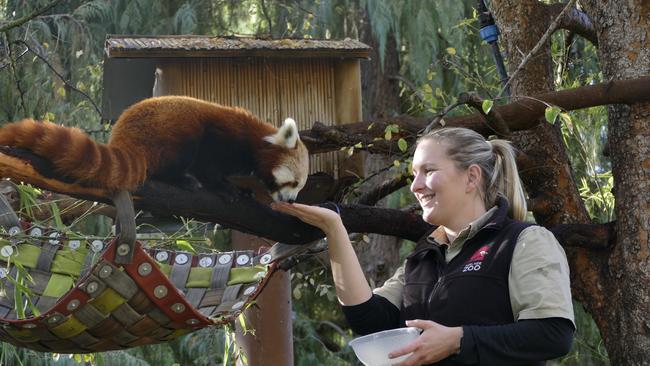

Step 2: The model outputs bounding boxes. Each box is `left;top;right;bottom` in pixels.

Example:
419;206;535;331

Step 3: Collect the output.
0;96;308;194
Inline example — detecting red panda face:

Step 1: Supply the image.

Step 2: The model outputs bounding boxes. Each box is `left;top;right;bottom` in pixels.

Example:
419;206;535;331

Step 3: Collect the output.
263;118;309;202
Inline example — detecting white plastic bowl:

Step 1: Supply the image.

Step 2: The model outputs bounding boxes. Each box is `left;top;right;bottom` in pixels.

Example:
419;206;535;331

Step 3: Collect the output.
348;327;421;366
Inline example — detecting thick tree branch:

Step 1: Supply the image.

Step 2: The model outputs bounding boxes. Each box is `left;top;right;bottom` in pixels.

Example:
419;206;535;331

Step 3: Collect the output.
457;91;510;136
550;222;614;249
301;76;650;153
0;150;431;244
0;148;613;250
550;3;598;45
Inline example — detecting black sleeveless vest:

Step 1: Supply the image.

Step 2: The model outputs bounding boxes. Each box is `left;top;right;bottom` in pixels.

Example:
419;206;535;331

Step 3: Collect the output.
402;198;532;328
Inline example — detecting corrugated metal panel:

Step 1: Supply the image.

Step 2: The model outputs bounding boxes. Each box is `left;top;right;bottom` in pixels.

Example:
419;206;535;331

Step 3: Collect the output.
106;36;371;59
156;58;339;177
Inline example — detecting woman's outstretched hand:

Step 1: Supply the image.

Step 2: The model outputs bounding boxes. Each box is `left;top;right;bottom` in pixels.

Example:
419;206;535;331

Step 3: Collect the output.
389;319;463;366
270;202;343;235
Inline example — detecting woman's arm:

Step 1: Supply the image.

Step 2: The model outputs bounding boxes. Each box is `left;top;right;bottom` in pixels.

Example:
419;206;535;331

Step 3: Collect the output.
456;317;574;365
341;294;402;334
270;202;372;305
388;317;573;366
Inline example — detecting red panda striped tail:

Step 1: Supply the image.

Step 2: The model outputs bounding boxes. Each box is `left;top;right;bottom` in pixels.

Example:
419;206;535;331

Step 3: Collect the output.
0;119;146;191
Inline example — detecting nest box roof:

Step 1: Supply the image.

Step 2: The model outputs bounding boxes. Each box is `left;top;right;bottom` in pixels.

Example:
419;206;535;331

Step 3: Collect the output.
105;35;371;59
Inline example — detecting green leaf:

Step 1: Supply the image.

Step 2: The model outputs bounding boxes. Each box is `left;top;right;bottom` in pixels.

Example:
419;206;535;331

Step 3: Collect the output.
545;106;561;124
175;240;196;254
385;124;399;139
354;142;363;148
49;202;64;230
293;287;302;300
482;100;494;114
397;138;408;152
238;313;247;332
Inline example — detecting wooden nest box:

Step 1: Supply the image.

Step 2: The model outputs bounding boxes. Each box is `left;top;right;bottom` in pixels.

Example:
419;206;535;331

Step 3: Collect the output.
103;35;371;183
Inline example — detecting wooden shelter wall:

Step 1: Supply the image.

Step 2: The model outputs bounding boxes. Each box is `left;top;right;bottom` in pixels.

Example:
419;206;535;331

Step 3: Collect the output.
154;58;341;177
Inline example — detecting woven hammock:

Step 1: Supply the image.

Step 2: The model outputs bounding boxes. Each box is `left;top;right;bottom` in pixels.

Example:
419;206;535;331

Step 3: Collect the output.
0;191;302;353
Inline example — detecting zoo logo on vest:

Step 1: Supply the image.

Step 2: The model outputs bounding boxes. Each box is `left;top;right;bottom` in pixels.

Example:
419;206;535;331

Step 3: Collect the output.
462;243;493;272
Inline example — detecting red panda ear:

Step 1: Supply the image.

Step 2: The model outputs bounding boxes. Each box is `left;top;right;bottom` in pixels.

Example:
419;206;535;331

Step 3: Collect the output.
264;118;300;149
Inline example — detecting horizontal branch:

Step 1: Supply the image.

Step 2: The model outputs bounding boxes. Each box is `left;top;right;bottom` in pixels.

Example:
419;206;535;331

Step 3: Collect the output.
0;150;616;250
301;75;650;153
550;222;614;249
0;150;431;244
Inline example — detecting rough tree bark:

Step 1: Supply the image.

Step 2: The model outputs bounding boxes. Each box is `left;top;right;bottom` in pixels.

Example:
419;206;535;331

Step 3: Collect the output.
578;1;650;364
493;0;649;364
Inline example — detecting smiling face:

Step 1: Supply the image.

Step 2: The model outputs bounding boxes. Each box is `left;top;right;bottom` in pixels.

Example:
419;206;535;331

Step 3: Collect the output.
410;139;474;228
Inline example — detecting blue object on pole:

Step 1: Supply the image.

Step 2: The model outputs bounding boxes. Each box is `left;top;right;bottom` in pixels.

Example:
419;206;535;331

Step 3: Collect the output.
476;0;510;96
479;24;499;43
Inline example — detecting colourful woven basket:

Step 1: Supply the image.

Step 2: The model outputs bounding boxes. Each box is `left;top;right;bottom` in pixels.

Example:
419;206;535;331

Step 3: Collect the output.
0;191;294;353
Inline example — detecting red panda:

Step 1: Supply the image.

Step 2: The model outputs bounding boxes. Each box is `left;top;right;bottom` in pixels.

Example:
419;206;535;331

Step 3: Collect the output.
0;96;309;202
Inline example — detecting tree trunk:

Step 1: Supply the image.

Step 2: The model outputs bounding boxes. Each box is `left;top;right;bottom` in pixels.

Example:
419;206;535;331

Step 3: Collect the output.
491;3;599;325
492;0;590;225
579;1;650;364
494;0;650;364
356;5;404;287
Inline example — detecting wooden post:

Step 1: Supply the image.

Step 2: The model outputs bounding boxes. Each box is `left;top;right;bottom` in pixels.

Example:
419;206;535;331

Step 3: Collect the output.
232;231;294;366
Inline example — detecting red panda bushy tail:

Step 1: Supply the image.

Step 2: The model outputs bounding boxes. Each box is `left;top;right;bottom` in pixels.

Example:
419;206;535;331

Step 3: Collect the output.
0;119;147;191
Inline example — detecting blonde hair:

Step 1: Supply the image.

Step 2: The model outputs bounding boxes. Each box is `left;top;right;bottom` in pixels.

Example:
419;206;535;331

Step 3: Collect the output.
417;127;527;220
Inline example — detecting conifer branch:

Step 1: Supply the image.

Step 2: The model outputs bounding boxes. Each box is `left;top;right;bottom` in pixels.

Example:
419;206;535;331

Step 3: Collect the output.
0;0;63;33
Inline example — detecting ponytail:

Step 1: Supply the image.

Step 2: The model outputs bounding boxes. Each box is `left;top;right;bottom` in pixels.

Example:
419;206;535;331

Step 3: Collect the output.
418;128;528;220
487;140;527;221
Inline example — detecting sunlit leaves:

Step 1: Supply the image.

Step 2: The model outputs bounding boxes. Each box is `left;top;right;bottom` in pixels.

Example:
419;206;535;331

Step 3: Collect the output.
545;105;561;124
397;138;408;152
545;105;573;130
384;124;399;140
482;99;493;114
